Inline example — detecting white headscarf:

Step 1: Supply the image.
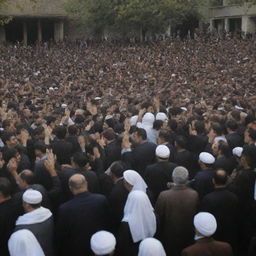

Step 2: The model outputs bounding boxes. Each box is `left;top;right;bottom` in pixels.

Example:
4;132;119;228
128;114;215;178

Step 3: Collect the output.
138;238;166;256
137;112;156;143
123;170;147;192
122;190;156;243
8;229;45;256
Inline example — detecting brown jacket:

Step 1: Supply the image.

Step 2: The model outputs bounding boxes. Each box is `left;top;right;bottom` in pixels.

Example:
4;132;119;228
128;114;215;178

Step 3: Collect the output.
155;185;199;256
181;238;233;256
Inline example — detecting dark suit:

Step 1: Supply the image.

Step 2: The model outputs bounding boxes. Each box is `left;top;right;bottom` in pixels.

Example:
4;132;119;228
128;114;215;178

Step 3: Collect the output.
144;161;177;201
191;168;215;199
108;178;129;230
214;156;236;175
104;139;122;170
57;192;110;256
201;188;239;250
122;141;156;177
181;238;233;256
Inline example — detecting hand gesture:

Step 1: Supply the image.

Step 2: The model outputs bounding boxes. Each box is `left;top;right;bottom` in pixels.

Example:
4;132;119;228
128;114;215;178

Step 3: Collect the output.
122;134;131;149
44;150;57;176
7;158;18;174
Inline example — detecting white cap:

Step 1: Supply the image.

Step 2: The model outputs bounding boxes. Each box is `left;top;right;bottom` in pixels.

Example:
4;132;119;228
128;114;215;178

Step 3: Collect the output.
94;97;102;100
235;105;244;110
232;147;243;158
156;112;168;121
90;231;116;255
199;152;215;164
49;87;54;91
194;212;217;237
105;115;113;121
156;145;170;159
22;189;42;204
138;238;166;256
180;107;188;112
61;104;67;109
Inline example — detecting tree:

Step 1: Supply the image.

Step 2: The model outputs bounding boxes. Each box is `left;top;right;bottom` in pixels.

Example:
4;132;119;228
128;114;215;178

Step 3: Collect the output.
65;0;203;39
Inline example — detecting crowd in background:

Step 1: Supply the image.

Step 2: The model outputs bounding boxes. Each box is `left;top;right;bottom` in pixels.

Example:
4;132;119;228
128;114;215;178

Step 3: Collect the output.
1;34;256;256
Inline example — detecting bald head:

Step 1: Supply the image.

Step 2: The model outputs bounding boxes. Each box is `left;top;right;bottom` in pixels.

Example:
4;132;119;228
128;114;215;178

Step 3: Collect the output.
213;169;227;187
69;174;88;195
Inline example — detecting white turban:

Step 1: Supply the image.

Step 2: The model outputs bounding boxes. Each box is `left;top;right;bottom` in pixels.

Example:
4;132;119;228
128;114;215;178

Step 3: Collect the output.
22;189;42;204
156;112;168;121
194;212;217;237
130;115;138;126
138;238;166;256
232;147;243;158
199;152;215;165
123;170;147;192
8;229;45;256
90;231;116;255
155;145;170;159
141;113;155;127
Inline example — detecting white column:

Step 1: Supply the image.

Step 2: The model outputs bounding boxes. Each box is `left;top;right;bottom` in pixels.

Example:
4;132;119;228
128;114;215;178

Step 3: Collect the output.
37;19;42;42
224;18;229;32
209;19;214;32
54;20;64;42
242;16;256;35
0;26;6;43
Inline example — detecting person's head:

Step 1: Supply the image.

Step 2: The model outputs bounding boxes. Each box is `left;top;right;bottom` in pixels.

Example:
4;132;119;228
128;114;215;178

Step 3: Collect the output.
193;212;217;238
210;122;223;138
123;170;147;192
102;128;116;143
71;152;89;169
109;161;126;182
198;152;215;170
46;116;57;128
133;128;147;144
172;166;189;185
22;189;42;213
157;129;170;145
90;231;116;256
241;145;256;170
23;108;31;118
19;170;35;190
213;169;228;188
69;174;88;195
225;120;238;133
244;128;256;144
2;132;18;147
54;126;67;140
153;120;163;131
211;140;230;158
227;110;241;122
138;238;166;256
68;125;78;136
194;120;205;135
174;135;187;150
0;177;12;203
155;145;170;162
232;147;243;163
34;142;47;158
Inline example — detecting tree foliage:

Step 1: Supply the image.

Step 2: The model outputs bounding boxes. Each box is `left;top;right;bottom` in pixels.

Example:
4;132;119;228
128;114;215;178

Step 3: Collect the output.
65;0;204;37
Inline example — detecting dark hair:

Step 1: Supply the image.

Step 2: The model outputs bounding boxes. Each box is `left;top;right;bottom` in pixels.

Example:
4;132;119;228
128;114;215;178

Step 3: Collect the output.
54;126;67;140
136;128;147;140
158;129;170;142
213;169;228;185
68;125;78;136
20;171;35;185
29;203;41;209
45;116;56;126
0;177;12;197
168;119;178;132
153;120;163;130
175;135;187;149
230;110;241;122
211;123;223;136
2;147;18;162
248;128;256;141
242;145;256;169
218;141;231;158
194;120;205;135
110;161;127;178
225;120;238;132
34;142;47;154
72;152;88;168
1;132;15;145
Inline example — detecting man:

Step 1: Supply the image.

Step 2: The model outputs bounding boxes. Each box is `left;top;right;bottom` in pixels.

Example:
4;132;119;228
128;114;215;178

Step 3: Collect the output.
144;145;177;201
181;212;233;256
191;152;215;199
56;174;110;256
122;128;156;177
90;230;116;256
225;120;244;150
155;166;198;256
14;189;54;256
59;152;99;200
108;161;129;230
201;169;239;251
0;178;23;256
51;125;73;165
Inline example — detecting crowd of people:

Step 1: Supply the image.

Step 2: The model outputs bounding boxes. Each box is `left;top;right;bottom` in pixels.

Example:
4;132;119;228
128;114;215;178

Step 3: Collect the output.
0;34;256;256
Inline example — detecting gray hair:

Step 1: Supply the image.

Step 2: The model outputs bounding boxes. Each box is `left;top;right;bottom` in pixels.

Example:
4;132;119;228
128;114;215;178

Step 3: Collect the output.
172;166;189;185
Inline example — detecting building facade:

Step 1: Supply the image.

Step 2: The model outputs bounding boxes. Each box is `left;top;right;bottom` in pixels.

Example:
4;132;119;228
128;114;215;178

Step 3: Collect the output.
209;0;256;35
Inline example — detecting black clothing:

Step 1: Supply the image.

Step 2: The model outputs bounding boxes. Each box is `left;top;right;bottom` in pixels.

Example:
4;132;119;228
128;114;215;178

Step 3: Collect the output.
52;139;73;165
